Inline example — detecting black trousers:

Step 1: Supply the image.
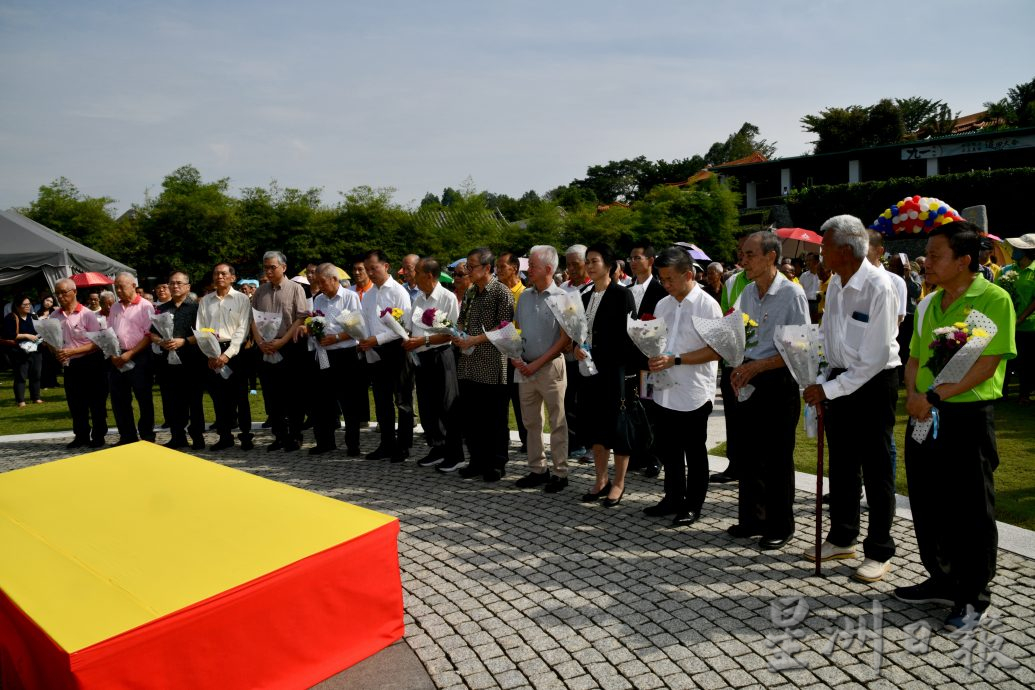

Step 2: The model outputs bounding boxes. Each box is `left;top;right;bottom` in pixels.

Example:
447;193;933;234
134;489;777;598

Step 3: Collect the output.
651;399;712;513
455;379;509;472
65;352;108;443
825;367;898;561
414;347;461;456
905;401;998;611
258;340;305;444
731;367;800;539
206;345;252;443
719;367;741;478
1017;331;1035;399
157;354;205;443
11;349;42;403
109;351;156;442
369;340;414;452
507;360;527;448
313;347;366;451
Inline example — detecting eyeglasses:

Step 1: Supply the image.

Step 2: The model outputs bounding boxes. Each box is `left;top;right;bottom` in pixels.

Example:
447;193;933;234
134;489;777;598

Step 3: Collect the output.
168;281;189;286
213;271;231;277
262;264;282;272
57;288;76;295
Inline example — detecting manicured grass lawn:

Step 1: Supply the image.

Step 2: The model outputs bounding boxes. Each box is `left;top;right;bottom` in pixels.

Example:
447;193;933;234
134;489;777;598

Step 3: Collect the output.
708;383;1035;531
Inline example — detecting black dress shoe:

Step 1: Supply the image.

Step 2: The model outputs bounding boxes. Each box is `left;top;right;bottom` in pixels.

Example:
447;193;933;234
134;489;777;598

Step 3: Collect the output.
726;524;762;539
89;438;106;448
210;438;235;451
643;500;678;517
283;440;301;452
191;438;206;451
66;437;89;449
458;465;481;479
345;447;361;457
163;438;189;449
515;471;551;488
365;446;392;460
267;440;285;452
672;511;699;527
544;476;568;493
308;445;335;456
390;450;409;463
581;481;612;503
758;534;793;550
642;464;661;478
482;468;504;482
240;438;254;451
602;488;625;507
710;472;737;484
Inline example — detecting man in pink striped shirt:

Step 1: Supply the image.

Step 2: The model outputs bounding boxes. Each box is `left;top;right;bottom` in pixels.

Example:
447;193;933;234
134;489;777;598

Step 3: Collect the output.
51;278;109;448
108;272;157;445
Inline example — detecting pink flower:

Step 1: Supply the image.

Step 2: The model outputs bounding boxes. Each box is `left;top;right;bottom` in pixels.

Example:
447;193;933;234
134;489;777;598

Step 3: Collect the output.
421;308;437;327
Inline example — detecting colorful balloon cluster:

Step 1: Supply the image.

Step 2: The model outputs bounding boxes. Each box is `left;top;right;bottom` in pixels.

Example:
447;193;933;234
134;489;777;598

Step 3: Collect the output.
870;195;963;236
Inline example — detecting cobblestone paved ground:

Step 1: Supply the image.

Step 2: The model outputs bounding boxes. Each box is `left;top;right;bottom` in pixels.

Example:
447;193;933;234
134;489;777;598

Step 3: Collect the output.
2;420;1033;690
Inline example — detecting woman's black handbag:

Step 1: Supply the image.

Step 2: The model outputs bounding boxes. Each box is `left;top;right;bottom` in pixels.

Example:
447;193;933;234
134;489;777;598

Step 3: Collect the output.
614;376;653;455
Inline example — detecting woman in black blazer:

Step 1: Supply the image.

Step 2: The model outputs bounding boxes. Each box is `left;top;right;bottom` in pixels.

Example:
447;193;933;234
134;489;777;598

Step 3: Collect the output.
575;243;637;507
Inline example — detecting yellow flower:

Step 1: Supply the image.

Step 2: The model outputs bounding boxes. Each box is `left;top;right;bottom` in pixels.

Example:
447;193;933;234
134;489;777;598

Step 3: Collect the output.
200;327;216;333
972;328;989;338
748;319;758;328
953;322;967;329
391;307;404;320
742;313;750;325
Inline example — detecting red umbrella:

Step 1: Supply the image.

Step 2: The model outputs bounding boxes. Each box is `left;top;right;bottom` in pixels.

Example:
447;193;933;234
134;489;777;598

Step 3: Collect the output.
775;227;822;259
70;272;114;287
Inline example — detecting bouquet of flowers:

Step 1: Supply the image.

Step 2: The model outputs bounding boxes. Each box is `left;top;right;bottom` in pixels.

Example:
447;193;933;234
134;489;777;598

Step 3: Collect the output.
627;314;675;390
34;318;64;356
742;312;759;350
150;312;181;365
85;328;135;372
379;306;409;340
774;324;826;437
995;269;1021;310
484;320;524;360
252;309;284;363
546;291;597;376
693;308;749;369
193;327;231;379
912;311;997;443
335;309;380;363
412;306;457;335
304;310;330;369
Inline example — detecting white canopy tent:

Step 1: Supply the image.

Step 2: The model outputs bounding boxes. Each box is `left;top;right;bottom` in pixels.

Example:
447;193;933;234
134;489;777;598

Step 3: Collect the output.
0;209;134;293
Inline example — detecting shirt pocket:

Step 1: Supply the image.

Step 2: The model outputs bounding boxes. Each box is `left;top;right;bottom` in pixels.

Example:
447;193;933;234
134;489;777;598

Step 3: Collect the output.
845;318;867;351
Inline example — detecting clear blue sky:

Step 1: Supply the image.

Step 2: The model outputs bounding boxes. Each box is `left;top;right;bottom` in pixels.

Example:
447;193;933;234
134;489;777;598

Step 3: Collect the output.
2;0;1033;214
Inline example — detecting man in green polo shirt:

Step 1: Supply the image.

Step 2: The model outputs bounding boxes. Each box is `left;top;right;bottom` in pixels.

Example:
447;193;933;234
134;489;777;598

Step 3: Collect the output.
896;220;1016;631
1002;233;1035;404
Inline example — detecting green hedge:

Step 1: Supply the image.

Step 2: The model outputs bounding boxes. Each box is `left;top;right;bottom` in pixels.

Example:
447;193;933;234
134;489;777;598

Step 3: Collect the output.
784;167;1035;234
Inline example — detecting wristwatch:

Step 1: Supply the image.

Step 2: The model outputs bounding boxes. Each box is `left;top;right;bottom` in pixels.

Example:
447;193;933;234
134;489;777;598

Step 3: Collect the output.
925;389;941;406
674;356;682;366
424;335;430;346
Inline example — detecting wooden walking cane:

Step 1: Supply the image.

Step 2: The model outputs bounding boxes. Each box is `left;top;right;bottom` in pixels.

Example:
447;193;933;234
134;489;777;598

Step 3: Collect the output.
814;403;825;576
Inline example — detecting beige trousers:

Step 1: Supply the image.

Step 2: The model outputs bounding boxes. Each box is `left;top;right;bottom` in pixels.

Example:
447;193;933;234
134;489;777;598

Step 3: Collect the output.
518;357;569;477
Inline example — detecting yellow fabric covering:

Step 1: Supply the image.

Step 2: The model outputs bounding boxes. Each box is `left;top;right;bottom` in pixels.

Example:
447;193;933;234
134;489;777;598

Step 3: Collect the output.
0;443;395;653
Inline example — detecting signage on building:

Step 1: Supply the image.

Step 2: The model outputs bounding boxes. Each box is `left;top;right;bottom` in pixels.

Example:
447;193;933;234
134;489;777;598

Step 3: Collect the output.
901;134;1035;160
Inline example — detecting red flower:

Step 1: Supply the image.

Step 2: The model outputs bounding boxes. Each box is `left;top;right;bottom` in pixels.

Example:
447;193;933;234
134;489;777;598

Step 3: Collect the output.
641;314;656;321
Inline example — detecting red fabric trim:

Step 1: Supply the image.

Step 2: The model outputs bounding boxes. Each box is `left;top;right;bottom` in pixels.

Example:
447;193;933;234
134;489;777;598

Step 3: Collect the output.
2;520;404;690
0;588;74;690
129;295;142;306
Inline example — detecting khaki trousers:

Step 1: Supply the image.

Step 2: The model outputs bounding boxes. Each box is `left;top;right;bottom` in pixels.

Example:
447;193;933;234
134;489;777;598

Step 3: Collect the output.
518;357;569;477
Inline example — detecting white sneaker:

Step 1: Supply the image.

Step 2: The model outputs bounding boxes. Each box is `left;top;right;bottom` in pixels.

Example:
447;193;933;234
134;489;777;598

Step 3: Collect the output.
853;558;892;583
803;541;856;562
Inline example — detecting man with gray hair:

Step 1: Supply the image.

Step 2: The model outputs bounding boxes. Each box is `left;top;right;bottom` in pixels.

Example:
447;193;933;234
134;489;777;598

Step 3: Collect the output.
108;271;157;445
803;215;900;583
561;243;591;461
252;250;308;452
727;230;809;550
512;245;572;493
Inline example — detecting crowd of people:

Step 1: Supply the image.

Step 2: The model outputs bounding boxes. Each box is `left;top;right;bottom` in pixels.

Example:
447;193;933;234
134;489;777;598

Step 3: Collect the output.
2;217;1030;632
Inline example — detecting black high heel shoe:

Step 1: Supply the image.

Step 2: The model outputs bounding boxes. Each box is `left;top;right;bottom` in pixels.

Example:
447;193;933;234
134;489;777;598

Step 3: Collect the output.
602;487;625;507
581;481;612;503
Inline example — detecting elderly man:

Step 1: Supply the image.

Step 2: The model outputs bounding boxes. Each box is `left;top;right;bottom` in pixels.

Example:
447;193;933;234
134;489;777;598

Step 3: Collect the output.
252;251;308;452
51;278;108;448
308;263;364;456
451;247;515;481
97;291;116;329
108;272;157;445
197;263;253;451
496;250;528;453
402;258;463;468
150;271;206;450
560;244;591;461
897;220;1016;630
87;292;102;313
802;216;901;583
398;253;422;303
357;249;414;461
727;231;809;550
154;283;171;306
451;261;471;303
511;245;571;493
645;247;723;526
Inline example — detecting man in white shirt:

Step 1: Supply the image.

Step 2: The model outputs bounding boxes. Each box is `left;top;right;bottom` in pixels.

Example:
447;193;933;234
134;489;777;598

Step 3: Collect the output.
644;248;723;527
357;249;414;462
197;263;254;451
799;253;821;324
402;258;463;467
308;263;364;456
804;215;901;583
561;244;591;461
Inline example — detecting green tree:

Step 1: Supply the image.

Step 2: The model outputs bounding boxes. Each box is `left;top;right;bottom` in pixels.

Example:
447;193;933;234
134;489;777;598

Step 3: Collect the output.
801;105;872;154
705;122;777;165
984;76;1035;128
23;177;118;250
